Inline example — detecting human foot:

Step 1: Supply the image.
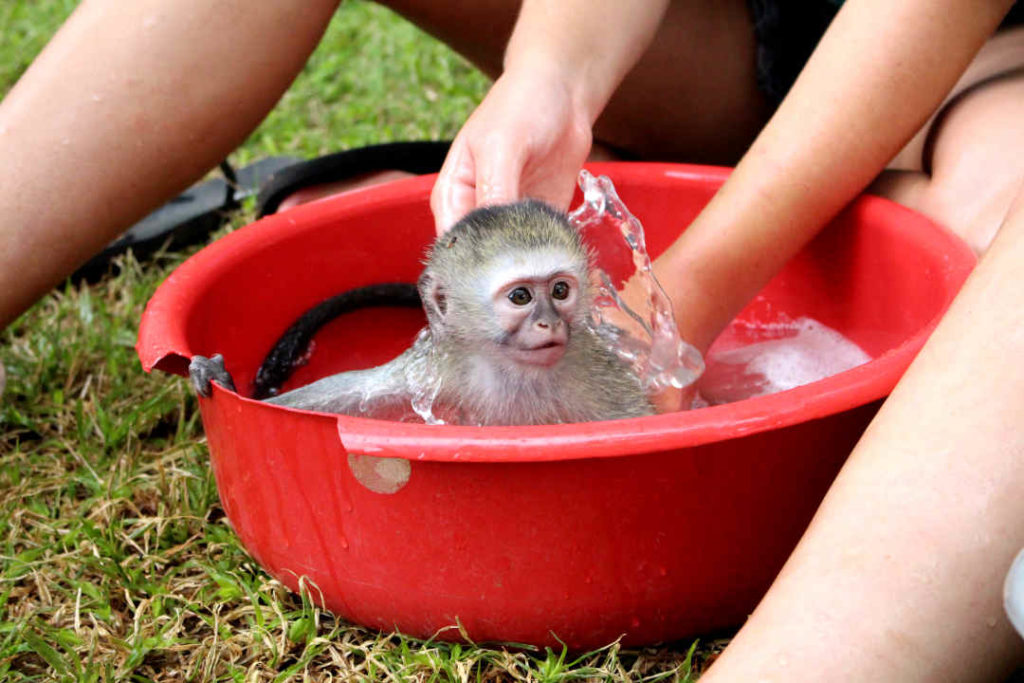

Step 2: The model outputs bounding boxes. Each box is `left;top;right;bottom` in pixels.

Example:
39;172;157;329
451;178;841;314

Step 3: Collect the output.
275;170;414;212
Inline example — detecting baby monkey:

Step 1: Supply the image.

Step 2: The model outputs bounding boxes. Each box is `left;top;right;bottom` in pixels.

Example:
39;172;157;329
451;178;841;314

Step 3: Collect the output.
190;200;653;425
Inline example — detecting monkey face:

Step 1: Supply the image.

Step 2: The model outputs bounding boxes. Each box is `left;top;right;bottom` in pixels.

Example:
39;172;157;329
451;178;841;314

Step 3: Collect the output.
488;266;583;367
421;201;592;369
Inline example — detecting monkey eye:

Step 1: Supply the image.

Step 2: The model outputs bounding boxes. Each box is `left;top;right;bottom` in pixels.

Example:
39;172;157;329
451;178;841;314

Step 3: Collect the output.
551;281;570;300
508;287;533;306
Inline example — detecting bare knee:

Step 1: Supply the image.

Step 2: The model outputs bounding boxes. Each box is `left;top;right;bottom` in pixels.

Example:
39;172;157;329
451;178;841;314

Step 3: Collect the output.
876;71;1024;255
875;170;1022;257
927;71;1024;253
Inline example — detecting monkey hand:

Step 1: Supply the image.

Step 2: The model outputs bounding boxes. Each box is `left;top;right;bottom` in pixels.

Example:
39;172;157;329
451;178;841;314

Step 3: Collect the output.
189;354;237;398
431;65;593;233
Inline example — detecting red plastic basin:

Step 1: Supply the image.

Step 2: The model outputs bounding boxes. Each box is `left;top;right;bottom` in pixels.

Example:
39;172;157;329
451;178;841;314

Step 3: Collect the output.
137;162;975;649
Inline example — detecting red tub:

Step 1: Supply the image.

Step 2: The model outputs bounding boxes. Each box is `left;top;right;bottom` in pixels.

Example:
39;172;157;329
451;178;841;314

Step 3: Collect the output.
137;163;975;649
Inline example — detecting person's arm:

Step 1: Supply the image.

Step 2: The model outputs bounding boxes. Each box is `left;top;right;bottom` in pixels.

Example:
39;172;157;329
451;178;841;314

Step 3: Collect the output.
430;0;669;232
675;1;1024;678
654;0;1015;353
0;0;341;328
701;187;1024;683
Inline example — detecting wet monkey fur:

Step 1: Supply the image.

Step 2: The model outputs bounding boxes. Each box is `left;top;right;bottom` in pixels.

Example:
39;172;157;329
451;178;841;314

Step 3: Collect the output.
189;200;654;425
251;282;421;400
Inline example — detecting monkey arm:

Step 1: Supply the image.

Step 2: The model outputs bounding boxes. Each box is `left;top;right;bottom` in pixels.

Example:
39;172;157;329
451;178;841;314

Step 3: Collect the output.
189;350;412;416
652;0;1013;354
264;359;410;415
252;284;420;399
189;354;238;398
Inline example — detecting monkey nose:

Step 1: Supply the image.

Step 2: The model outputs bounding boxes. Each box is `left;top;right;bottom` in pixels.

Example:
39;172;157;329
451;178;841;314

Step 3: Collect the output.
531;319;567;347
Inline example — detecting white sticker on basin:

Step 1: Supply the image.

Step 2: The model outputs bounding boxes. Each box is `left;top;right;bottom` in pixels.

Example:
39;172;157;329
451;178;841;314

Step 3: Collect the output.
347;453;411;494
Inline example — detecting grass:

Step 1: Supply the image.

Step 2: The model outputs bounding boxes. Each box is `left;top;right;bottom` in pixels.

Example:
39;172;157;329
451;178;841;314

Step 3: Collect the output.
1;2;727;679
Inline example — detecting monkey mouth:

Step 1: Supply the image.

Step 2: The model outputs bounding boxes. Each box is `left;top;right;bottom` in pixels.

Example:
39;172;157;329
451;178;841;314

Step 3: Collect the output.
510;342;566;366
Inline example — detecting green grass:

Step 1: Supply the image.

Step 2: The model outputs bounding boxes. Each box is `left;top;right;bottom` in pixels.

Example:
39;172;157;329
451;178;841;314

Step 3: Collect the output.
0;2;724;679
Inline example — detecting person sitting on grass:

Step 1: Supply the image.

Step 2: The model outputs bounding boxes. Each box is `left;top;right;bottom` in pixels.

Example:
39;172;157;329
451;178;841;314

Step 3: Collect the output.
0;0;1021;680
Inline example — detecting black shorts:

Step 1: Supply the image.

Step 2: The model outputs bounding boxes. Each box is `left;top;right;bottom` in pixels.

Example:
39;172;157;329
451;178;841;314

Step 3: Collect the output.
747;0;1024;107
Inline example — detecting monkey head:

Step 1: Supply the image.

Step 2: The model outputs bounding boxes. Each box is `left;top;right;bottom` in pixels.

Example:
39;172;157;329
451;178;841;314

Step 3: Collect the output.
418;200;592;367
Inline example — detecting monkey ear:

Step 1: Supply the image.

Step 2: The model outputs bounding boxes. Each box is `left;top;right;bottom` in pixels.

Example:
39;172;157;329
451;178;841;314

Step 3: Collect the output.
418;272;447;328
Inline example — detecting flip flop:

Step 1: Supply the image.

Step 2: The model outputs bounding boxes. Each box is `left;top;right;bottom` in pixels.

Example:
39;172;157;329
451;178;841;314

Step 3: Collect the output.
255;140;450;217
73;156;299;281
76;141;451;280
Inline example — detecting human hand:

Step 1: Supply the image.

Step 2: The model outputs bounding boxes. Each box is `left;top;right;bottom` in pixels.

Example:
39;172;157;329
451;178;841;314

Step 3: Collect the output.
430;65;593;233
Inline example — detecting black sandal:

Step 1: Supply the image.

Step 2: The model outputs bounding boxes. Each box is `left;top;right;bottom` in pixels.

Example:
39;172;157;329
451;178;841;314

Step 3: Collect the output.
73;156;298;281
255;140;450;217
76;141;451;280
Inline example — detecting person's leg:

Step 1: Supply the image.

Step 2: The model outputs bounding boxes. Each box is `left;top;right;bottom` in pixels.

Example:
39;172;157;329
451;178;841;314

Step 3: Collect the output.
878;71;1024;254
275;170;416;213
0;0;342;328
700;187;1024;683
273;0;769;213
873;27;1024;254
887;26;1024;173
378;0;770;164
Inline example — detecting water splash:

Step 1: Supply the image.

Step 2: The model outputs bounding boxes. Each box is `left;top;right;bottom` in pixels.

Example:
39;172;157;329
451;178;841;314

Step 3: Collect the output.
569;170;704;406
330;330;449;424
350;174;872;419
351;170;703;423
402;329;446;425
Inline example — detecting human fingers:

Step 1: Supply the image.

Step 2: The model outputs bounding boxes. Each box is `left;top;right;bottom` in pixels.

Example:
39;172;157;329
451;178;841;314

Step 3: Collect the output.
521;169;579;213
516;118;592;212
473;139;524;210
651;385;696;413
431;139;477;234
